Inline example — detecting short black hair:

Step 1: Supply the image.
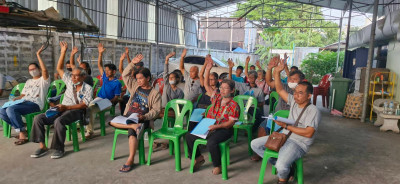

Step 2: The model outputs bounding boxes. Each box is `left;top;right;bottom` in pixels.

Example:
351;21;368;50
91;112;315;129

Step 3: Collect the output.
237;66;244;71
134;67;152;81
210;72;219;79
289;70;305;81
66;61;70;65
250;65;256;68
28;63;40;70
104;63;117;71
81;62;92;75
290;66;299;71
298;81;313;94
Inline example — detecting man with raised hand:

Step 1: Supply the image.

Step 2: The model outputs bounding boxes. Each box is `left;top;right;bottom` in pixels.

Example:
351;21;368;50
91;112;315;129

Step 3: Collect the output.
179;48;202;102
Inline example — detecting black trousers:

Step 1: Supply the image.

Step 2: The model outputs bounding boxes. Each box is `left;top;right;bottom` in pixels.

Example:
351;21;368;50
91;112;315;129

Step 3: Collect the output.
31;110;83;152
248;107;263;132
185;128;233;167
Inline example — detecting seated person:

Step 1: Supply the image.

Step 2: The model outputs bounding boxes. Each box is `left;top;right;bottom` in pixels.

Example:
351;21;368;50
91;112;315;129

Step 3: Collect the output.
109;54;161;173
162;51;184;108
250;65;256;71
0;45;50;145
232;65;245;83
197;57;219;109
118;48;131;113
254;60;269;95
86;43;122;139
30;41;93;159
252;56;306;161
75;53;93;87
251;59;320;184
179;48;202;103
185;55;240;175
229;58;264;132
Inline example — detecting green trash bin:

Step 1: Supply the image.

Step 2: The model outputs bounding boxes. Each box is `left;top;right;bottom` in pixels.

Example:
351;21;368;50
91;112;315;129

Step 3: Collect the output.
329;77;353;111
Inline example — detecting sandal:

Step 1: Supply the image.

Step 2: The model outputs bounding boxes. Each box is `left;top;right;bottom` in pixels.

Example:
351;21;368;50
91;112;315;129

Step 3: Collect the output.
119;164;134;173
14;139;28;145
250;155;261;162
193;158;205;170
153;142;169;150
212;167;221;175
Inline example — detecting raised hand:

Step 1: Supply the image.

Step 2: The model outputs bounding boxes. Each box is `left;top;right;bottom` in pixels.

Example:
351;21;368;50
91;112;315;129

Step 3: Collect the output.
125;47;129;54
181;48;187;58
60;41;68;53
246;56;251;64
284;53;288;61
120;52;126;61
77;54;81;64
71;46;79;56
36;45;45;55
166;51;176;59
205;55;213;70
228;58;234;68
98;43;106;54
275;58;285;73
267;56;279;70
131;54;144;64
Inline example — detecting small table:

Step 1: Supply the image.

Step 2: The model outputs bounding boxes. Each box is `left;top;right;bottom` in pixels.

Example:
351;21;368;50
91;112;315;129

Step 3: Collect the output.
379;113;400;133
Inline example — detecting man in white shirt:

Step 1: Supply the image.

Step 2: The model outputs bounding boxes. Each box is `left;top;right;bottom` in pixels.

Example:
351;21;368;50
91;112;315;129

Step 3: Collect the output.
30;41;93;159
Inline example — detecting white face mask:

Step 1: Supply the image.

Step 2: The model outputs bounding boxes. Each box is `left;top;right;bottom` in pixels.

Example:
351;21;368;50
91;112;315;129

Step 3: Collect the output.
169;80;176;85
29;69;40;77
73;81;81;87
288;82;298;89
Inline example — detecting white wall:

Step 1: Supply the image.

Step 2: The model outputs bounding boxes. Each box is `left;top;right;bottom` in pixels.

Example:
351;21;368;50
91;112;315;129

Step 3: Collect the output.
386;40;400;102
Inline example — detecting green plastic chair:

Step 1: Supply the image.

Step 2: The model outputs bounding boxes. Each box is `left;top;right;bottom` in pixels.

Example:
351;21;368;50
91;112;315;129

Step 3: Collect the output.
269;91;279;114
22;81;58;140
147;99;193;171
232;95;258;155
2;83;25;138
258;110;304;184
44;94;86;150
110;128;152;165
95;86;115;136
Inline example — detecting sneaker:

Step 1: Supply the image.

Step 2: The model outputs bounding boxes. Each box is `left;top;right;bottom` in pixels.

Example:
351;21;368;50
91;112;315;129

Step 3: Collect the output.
30;148;48;158
50;150;64;159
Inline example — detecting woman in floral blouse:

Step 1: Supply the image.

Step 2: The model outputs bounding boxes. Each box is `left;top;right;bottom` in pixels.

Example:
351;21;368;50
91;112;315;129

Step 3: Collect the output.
185;54;240;175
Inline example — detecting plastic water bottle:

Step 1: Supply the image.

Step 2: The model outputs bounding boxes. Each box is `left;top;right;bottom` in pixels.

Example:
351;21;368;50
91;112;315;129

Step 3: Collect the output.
8;94;15;101
383;102;388;114
388;101;394;115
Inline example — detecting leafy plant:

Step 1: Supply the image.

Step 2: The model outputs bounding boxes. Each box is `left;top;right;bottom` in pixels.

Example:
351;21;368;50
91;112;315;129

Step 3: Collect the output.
300;51;344;84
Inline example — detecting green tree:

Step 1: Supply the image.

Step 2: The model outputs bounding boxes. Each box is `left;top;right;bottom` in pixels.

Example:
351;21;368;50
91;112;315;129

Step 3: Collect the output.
300;51;344;84
233;0;340;48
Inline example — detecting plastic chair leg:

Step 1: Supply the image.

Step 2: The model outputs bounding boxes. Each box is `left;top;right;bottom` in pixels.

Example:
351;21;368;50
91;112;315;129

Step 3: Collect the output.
183;137;189;158
247;128;253;155
258;155;271;184
66;125;71;142
139;137;146;165
233;128;238;143
45;125;50;147
189;140;201;173
26;115;33;141
69;123;80;152
296;158;304;184
99;111;106;136
173;138;182;171
146;134;156;166
169;140;174;155
220;143;228;180
110;131;119;160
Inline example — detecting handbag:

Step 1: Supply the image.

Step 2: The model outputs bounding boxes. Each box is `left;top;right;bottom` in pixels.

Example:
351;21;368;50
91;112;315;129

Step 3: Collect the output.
264;102;310;152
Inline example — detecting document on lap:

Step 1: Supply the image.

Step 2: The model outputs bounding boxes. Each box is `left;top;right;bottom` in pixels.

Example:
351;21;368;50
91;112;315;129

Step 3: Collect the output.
274;116;296;125
90;97;112;111
190;118;216;139
189;108;206;122
2;99;25;109
111;113;139;125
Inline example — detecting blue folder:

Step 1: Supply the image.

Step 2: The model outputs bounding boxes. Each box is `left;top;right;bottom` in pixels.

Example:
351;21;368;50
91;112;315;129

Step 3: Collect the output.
191;118;216;138
189;108;206;122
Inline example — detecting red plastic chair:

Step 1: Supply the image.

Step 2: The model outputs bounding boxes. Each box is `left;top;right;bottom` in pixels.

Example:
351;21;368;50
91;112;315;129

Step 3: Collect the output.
152;78;164;94
313;74;332;108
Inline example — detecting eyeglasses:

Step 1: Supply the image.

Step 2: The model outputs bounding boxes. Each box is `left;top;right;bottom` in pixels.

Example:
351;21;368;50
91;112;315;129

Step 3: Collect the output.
219;87;231;91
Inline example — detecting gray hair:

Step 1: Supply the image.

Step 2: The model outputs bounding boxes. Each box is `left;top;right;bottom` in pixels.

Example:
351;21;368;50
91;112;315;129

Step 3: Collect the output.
248;70;258;78
73;67;87;76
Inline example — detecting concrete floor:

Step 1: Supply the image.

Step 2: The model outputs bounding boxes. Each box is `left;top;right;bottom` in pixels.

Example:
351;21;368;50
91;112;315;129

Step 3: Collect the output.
1;96;400;184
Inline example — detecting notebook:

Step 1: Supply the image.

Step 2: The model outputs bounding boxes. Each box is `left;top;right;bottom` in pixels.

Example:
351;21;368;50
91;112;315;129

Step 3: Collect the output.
190;118;216;139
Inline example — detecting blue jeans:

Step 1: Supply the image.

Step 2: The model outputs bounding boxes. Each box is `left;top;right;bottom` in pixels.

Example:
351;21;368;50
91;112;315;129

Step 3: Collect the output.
0;101;40;132
251;137;306;180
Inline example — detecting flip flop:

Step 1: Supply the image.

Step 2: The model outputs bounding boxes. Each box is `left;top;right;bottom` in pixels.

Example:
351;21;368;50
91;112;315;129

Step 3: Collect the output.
250;155;261;162
193;159;205;170
119;164;134;173
14;139;28;145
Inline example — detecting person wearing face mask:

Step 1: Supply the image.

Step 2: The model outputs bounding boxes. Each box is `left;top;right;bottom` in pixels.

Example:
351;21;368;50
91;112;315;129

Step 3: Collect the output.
161;51;184;108
109;54;161;173
73;52;93;87
0;45;50;145
30;41;93;159
186;55;240;175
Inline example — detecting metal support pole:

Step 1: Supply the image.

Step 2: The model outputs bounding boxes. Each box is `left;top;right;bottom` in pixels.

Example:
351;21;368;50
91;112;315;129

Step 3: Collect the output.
361;0;379;123
206;11;209;49
344;0;353;52
230;20;233;51
155;0;159;74
72;32;75;48
336;12;343;72
69;0;74;20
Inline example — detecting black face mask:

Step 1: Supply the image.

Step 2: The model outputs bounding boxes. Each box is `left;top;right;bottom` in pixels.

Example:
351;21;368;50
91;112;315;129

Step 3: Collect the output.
67;68;72;72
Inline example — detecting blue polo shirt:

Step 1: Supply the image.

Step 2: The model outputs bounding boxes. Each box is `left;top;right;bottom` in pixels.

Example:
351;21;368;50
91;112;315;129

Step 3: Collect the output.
97;72;122;100
232;74;245;83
